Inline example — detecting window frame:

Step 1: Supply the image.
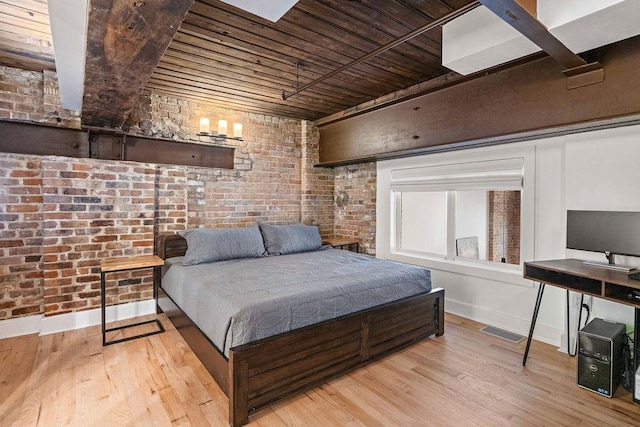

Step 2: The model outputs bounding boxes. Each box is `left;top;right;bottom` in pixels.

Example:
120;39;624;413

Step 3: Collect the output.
377;145;535;286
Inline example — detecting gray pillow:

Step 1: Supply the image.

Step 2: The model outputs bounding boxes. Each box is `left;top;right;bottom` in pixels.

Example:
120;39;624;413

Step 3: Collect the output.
179;227;265;266
258;222;322;255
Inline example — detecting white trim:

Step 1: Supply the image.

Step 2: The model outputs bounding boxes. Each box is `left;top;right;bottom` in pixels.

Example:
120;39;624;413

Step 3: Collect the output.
378;144;536;281
391;250;530;287
0;314;43;339
390;157;524;191
446;298;562;347
0;299;156;339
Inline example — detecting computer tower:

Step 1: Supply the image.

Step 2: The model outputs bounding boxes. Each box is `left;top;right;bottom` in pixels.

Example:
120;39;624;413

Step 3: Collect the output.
635;310;640;404
577;318;625;397
635;364;640;404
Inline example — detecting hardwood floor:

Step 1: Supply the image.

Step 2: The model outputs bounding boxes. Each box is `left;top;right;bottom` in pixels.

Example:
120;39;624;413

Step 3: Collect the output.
1;313;639;426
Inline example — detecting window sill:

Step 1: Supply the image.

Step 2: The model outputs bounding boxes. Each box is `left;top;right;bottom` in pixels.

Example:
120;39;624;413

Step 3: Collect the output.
387;250;534;287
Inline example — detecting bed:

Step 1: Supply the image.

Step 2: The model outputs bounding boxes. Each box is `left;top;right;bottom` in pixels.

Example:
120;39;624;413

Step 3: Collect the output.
154;225;444;426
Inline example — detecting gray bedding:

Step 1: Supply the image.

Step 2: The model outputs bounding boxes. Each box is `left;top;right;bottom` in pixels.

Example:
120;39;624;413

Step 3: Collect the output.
161;248;432;357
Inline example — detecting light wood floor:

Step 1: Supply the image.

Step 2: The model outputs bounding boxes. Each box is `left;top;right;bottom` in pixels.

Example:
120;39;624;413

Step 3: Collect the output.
2;313;639;426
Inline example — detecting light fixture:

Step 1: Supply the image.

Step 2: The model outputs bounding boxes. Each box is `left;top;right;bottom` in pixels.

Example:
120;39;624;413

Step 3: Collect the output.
198;117;243;141
199;117;210;134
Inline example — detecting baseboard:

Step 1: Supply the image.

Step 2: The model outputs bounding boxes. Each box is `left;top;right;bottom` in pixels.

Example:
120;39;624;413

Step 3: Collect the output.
0;299;156;339
446;298;563;347
0;314;43;339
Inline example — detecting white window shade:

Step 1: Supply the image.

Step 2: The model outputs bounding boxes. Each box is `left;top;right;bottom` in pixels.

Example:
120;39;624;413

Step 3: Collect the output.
390;158;523;192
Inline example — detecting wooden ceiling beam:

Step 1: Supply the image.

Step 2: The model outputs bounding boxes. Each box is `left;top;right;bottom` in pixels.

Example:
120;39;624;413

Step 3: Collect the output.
82;0;195;128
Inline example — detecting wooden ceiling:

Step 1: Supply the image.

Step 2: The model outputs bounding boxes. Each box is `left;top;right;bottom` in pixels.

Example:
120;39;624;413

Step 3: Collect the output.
0;0;54;71
1;0;481;126
147;0;475;121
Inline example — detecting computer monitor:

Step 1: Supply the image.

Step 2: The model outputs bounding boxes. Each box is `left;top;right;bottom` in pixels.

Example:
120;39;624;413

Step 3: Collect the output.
566;210;640;271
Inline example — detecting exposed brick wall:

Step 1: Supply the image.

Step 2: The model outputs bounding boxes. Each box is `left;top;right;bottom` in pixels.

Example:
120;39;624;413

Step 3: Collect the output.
154;165;188;234
1;70;339;321
301;120;334;238
0;66;80;128
334;163;377;255
0;155;44;319
41;158;156;316
129;92;308;229
488;190;521;265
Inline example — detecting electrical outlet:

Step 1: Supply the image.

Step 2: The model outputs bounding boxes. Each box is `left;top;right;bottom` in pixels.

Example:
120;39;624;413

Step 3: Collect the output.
572;294;582;308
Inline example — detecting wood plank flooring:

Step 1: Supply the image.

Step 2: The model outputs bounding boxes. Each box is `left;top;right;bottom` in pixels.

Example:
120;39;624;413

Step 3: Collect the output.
1;313;639;426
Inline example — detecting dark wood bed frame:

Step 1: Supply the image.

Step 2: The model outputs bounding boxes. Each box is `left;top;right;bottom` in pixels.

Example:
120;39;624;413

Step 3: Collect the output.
155;233;445;426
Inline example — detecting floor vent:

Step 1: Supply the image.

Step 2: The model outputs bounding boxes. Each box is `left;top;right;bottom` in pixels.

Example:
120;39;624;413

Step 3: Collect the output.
480;325;525;344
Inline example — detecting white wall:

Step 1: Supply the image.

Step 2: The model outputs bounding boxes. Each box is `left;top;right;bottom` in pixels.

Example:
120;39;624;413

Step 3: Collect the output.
400;191;448;255
377;124;640;347
455;190;488;260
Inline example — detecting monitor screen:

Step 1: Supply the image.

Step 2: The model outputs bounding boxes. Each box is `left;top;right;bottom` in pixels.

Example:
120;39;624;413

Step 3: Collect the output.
566;210;640;258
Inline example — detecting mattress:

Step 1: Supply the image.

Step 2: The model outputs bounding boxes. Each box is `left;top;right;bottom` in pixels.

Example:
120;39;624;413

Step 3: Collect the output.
161;248;432;357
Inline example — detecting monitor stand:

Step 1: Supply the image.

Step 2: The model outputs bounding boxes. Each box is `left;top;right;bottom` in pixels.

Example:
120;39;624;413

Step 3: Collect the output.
582;260;637;272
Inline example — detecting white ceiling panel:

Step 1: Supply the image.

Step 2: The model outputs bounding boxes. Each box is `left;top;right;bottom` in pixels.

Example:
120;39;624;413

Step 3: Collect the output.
538;0;640;53
220;0;298;22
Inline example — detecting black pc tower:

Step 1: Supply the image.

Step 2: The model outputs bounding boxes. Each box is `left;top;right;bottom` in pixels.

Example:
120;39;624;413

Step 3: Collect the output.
577;318;625;397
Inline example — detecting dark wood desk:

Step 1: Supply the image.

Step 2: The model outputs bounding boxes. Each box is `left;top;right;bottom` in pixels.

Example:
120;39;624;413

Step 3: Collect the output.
523;259;640;402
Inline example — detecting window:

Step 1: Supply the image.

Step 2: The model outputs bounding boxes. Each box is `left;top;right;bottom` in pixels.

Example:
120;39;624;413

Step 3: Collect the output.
390;158;524;267
398;191;448;256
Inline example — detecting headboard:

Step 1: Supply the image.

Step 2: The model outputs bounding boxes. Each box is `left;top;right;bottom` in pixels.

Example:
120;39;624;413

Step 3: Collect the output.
156;233;187;259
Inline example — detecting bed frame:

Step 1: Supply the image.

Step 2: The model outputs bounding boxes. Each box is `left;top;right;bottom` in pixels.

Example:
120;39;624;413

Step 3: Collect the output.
155;233;445;426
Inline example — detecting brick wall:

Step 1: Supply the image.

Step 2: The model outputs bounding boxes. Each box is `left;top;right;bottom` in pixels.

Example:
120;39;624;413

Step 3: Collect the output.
41;158;156;316
130;92;308;229
0;66;80;128
301;120;334;237
488;190;521;265
0;155;43;319
0;69;338;321
334;163;377;255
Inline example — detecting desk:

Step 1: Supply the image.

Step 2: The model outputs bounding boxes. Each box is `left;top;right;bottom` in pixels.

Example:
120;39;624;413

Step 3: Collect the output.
100;255;165;346
523;259;640;402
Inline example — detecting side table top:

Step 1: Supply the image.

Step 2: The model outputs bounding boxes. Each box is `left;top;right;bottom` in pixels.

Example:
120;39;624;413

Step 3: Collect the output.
323;237;359;246
100;255;164;273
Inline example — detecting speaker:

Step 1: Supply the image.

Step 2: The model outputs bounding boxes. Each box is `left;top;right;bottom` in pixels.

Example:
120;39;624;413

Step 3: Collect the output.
577;318;625;397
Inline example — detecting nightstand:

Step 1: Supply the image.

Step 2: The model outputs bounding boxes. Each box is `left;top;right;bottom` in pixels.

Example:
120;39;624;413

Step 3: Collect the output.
100;255;165;346
322;237;360;253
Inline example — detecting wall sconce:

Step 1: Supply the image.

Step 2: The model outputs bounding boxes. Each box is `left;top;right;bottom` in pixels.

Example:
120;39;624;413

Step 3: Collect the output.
199;117;243;141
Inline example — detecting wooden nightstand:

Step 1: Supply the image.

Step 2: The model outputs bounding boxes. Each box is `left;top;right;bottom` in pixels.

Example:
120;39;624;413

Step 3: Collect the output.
322;238;360;253
100;255;165;346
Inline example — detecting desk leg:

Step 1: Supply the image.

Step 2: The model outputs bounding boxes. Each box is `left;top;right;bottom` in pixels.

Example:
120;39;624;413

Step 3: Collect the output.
523;282;545;366
101;271;106;346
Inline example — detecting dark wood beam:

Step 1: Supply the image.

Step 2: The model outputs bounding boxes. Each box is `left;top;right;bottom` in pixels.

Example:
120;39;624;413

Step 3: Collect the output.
0;120;88;158
479;0;585;70
0;120;233;169
82;0;195;128
316;37;640;166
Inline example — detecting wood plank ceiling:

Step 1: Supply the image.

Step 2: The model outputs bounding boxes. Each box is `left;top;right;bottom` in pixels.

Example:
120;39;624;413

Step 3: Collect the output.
1;0;483;124
0;0;54;71
146;0;476;121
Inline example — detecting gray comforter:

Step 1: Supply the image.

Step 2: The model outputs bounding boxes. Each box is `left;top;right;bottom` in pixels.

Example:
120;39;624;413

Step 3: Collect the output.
161;248;432;356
